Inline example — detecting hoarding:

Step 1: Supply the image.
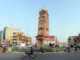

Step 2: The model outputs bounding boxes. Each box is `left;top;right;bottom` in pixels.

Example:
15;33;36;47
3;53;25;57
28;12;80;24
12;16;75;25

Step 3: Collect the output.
44;37;55;48
19;33;22;41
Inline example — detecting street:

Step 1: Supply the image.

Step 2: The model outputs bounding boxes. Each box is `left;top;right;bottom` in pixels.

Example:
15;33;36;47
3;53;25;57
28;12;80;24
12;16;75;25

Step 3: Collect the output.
0;51;80;60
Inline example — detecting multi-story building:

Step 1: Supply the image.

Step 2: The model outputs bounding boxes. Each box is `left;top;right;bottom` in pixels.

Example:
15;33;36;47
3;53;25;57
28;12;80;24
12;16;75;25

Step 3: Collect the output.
24;36;32;45
4;27;16;44
13;31;25;45
68;34;80;47
13;32;19;45
58;42;66;47
68;36;77;46
0;27;32;47
0;31;3;44
55;38;60;46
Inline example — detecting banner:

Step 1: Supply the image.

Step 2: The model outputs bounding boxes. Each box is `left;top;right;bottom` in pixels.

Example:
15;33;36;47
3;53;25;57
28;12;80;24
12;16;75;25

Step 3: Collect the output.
19;33;22;41
44;37;55;47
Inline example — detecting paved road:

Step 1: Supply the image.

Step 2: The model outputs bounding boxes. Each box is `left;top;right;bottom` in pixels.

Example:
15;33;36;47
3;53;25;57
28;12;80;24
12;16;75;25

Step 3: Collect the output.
0;51;80;60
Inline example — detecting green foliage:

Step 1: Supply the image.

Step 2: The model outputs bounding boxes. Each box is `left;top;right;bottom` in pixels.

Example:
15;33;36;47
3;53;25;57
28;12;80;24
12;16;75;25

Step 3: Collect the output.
43;48;53;52
12;47;28;52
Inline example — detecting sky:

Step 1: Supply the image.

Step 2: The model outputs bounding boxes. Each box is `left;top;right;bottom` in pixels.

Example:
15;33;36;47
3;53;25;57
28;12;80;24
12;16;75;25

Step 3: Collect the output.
0;0;80;44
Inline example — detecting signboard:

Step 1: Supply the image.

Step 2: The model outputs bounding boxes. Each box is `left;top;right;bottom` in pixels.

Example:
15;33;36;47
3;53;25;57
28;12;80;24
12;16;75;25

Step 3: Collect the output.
21;43;26;47
19;33;22;41
44;37;55;48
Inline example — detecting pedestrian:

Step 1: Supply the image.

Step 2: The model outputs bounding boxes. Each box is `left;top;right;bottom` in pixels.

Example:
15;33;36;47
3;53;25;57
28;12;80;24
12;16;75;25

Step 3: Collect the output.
2;47;6;53
75;47;77;52
27;47;34;56
49;43;52;48
67;47;71;52
64;47;67;53
79;47;80;50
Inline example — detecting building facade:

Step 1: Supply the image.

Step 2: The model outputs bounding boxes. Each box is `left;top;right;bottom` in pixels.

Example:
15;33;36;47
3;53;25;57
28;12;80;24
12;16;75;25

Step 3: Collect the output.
0;31;3;44
68;36;77;46
24;36;32;45
13;31;25;46
68;34;80;47
0;27;32;47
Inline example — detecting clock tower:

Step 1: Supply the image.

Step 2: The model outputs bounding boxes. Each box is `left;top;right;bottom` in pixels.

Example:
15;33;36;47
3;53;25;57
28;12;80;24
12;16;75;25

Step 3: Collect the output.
36;8;49;48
